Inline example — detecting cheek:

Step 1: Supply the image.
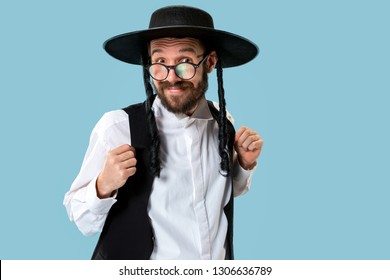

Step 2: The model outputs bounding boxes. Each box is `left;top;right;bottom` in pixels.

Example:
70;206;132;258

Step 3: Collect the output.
191;70;205;85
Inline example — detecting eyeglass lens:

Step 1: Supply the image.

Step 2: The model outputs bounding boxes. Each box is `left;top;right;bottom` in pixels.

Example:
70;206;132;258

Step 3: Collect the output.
148;55;208;81
149;63;196;81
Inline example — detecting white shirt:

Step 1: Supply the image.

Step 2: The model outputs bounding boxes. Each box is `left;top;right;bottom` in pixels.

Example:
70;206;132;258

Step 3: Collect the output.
63;96;254;259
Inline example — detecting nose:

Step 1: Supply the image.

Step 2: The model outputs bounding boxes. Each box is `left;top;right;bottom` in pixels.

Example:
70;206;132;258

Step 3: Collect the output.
165;66;180;83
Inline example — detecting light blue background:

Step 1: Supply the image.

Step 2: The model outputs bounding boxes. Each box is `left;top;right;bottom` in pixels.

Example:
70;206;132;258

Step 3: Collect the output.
1;0;389;260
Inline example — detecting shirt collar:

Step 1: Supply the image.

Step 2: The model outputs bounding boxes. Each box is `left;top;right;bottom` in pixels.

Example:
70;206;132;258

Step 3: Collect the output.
153;95;213;121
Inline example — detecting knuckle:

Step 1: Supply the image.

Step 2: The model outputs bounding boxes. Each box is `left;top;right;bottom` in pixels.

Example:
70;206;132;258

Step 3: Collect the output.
129;150;136;158
129;167;137;176
123;151;131;158
120;144;129;150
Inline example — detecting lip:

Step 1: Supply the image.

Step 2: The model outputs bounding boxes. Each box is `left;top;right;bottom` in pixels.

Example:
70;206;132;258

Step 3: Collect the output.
165;86;186;95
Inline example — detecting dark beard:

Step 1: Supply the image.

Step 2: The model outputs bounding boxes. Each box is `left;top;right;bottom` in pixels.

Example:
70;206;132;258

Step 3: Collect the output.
153;71;209;115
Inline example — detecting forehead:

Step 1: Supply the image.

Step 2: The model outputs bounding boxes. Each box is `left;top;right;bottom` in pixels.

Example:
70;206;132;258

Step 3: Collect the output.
149;37;205;55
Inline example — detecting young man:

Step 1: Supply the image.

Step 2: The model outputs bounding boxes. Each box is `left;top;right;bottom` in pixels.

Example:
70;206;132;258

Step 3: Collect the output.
64;5;263;260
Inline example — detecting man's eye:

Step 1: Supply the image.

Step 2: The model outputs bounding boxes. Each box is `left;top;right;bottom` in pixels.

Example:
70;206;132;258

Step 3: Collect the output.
181;58;191;63
155;59;165;64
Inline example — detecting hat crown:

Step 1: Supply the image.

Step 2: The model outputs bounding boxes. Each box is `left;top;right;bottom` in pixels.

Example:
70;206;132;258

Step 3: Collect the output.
104;5;258;67
149;6;214;29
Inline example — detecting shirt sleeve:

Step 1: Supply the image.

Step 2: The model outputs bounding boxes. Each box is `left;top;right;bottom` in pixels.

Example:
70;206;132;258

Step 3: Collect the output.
232;148;256;197
220;105;256;197
63;111;128;236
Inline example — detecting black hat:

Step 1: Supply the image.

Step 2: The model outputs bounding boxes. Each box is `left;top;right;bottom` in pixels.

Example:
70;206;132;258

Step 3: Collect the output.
104;5;259;67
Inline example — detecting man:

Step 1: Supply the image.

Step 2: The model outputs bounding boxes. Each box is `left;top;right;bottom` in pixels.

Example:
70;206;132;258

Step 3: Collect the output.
64;5;263;260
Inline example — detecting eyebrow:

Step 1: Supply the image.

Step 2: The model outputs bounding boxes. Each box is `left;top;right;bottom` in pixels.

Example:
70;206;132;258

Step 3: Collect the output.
151;47;198;57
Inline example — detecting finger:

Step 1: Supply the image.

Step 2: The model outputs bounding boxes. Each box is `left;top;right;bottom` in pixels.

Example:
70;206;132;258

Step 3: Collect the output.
127;167;137;177
247;139;264;151
122;166;137;178
121;157;137;169
236;129;256;147
235;126;248;143
110;144;135;155
118;166;137;181
117;150;136;162
241;135;259;150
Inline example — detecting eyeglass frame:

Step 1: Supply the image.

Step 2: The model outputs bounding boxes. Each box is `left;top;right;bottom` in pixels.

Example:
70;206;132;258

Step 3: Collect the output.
145;54;210;81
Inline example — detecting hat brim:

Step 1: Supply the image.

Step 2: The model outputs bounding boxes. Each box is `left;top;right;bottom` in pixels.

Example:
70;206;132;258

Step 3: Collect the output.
104;26;259;68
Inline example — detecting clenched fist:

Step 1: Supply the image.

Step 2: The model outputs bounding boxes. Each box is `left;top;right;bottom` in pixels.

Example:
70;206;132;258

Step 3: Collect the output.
96;144;137;198
234;126;263;170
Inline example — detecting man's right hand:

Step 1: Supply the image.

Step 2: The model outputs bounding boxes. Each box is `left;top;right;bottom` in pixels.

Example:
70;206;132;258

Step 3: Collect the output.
96;144;137;199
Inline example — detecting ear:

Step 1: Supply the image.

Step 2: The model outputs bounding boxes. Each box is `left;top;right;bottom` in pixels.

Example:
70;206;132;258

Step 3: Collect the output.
206;51;218;73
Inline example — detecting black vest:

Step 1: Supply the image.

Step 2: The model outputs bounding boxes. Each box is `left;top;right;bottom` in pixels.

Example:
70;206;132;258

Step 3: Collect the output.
92;99;235;260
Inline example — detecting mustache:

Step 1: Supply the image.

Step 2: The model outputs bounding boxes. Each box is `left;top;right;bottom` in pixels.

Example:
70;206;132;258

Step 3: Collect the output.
159;81;194;90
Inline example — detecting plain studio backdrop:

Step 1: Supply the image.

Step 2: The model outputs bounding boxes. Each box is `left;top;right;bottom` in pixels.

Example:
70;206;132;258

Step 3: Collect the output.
0;0;389;259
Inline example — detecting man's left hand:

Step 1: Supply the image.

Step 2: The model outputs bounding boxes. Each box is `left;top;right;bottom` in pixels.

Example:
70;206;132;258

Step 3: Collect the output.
234;126;264;170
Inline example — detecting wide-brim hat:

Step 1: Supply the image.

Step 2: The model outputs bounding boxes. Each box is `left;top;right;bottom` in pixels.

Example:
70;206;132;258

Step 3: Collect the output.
104;5;259;68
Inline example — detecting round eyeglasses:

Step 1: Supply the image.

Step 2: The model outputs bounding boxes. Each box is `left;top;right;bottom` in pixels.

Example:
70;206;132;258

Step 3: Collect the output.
146;55;209;81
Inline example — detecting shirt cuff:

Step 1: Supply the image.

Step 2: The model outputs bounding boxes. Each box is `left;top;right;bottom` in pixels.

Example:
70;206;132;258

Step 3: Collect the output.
85;176;117;215
232;161;256;197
